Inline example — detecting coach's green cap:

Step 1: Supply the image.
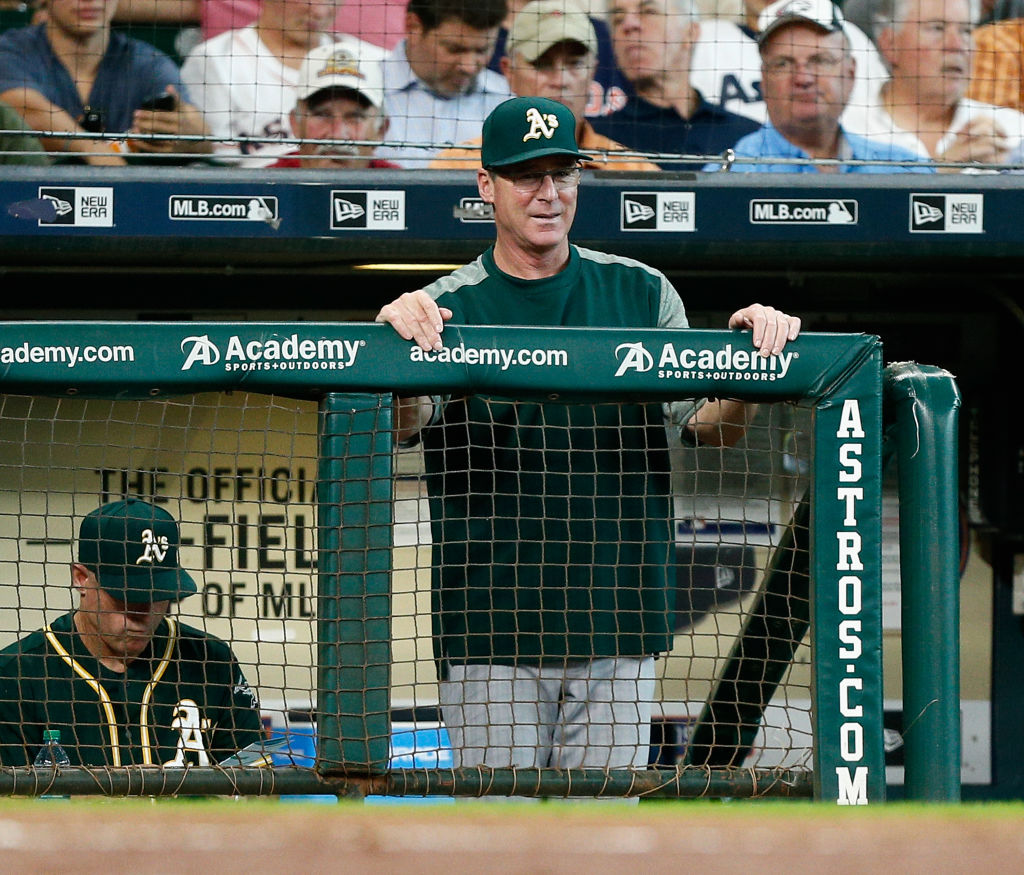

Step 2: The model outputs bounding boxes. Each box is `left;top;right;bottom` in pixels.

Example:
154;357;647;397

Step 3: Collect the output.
481;96;591;168
77;498;198;604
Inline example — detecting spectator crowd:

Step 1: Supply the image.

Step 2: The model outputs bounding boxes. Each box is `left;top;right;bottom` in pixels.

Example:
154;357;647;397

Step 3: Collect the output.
1;0;1022;171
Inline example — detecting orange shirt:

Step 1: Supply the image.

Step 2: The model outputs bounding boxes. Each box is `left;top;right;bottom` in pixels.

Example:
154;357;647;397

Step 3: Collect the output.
428;120;662;172
968;19;1024;112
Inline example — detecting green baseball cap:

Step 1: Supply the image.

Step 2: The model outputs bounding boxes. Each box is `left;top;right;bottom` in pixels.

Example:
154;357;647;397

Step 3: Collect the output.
77;499;198;604
481;96;591;168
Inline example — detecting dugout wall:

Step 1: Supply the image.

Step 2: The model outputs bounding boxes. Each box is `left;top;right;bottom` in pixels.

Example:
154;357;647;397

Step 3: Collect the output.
0;320;960;803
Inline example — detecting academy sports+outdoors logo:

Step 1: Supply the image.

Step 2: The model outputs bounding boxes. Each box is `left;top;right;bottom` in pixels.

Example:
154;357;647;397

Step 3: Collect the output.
613;341;796;381
179;334;364;372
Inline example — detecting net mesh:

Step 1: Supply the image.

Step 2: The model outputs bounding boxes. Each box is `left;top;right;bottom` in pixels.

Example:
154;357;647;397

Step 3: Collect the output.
0;389;815;793
1;0;1018;172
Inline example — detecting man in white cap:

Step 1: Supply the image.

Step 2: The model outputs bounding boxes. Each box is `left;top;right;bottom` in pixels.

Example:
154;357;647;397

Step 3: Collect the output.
706;0;935;171
485;0;632;119
429;0;660;171
271;42;400;169
689;0;888;127
181;0;384;167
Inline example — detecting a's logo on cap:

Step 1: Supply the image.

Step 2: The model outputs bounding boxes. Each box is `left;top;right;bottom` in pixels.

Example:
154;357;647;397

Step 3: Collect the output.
523;106;559;143
136;528;170;566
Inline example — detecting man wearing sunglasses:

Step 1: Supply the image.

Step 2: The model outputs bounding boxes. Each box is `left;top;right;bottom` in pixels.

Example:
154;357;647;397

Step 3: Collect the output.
375;95;801;777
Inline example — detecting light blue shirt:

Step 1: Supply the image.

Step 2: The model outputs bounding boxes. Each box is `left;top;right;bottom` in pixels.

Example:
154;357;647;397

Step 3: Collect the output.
379;40;512;168
704;122;936;173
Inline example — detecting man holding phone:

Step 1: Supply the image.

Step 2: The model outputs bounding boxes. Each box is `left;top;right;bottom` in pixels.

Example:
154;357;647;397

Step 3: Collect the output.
0;0;213;165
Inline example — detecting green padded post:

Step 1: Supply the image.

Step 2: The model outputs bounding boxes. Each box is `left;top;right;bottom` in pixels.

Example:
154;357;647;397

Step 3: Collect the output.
884;362;962;802
810;345;886;803
316;393;394;775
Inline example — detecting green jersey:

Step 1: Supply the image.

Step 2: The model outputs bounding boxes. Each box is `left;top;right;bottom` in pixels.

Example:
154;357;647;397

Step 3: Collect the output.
0;611;264;767
418;245;702;666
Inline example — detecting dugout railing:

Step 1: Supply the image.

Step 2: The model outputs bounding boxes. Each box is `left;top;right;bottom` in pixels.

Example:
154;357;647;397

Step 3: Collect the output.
0;321;960;803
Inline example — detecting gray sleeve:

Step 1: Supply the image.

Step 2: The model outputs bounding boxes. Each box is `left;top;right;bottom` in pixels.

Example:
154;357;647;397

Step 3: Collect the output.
396;394;447;449
657;274;707;440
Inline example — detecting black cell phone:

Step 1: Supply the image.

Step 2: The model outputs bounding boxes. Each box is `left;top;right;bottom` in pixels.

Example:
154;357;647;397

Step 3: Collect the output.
80;106;105;133
139;93;176;111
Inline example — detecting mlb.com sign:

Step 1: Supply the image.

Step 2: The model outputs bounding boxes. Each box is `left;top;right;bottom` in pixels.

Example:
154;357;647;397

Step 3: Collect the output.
750;199;858;225
169;195;278;223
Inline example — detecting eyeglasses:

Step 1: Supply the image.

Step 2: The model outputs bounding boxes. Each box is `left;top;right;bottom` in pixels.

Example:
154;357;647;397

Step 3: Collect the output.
762;53;845;76
492;166;582;194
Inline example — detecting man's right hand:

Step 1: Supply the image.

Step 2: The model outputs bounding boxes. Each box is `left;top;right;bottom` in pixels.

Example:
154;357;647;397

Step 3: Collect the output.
939;117;1011;168
375;290;453;352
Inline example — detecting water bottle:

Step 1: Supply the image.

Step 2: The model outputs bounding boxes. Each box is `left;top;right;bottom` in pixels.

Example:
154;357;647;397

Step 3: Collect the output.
34;728;71;799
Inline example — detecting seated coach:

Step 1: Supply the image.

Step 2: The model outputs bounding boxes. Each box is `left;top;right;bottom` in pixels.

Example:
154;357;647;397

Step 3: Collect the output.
0;498;265;768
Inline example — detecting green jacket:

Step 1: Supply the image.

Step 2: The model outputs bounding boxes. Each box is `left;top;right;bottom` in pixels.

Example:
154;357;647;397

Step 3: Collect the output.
0;611;263;767
417;245;701;667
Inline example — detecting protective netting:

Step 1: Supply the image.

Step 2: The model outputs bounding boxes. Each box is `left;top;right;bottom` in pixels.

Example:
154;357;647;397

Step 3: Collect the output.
0;393;320;769
0;389;815;796
1;0;1019;172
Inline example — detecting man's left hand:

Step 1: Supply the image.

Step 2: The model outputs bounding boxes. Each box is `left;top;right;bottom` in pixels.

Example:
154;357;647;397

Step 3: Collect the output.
728;304;801;357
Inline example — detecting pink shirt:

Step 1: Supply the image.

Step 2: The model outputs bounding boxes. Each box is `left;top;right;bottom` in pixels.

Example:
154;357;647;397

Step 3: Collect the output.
201;0;406;48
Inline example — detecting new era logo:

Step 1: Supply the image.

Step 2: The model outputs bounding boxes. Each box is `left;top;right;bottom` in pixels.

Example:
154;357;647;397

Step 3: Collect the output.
36;186;114;227
43;194;72;218
623;199;656;224
909;194;983;233
453;197;495;223
333;198;365;223
330;190;406;231
620;192;696;232
912;199;944;227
